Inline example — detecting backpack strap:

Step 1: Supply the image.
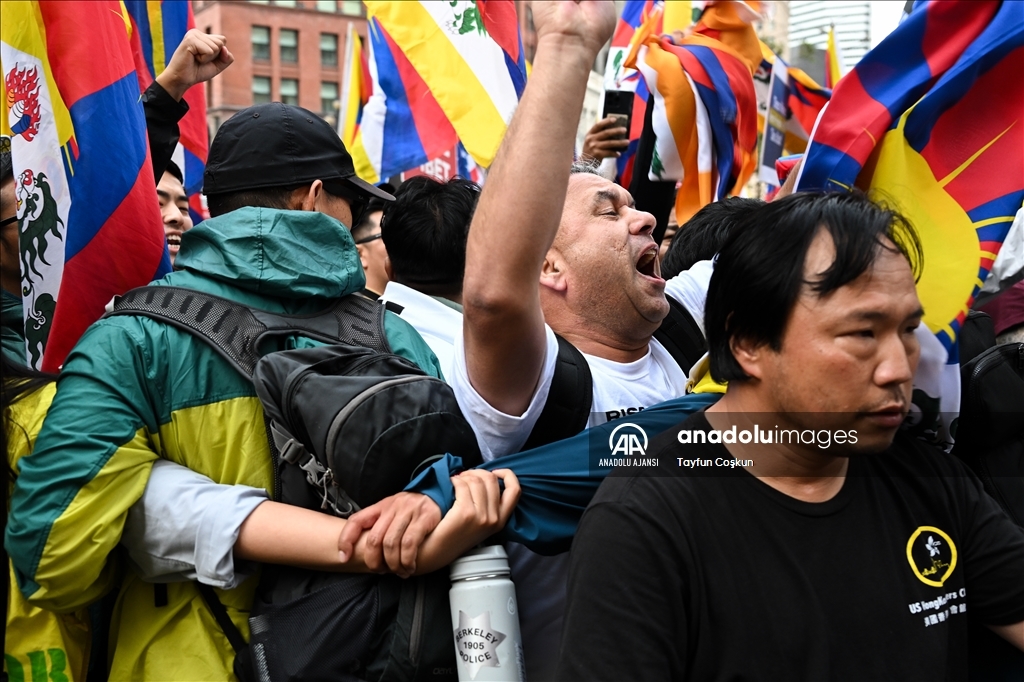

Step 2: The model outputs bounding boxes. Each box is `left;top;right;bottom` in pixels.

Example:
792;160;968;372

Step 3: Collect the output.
653;295;707;376
197;583;248;656
521;334;594;451
106;286;390;378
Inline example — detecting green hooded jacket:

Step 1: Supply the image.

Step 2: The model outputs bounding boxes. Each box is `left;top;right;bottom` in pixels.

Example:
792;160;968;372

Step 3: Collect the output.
6;208;441;680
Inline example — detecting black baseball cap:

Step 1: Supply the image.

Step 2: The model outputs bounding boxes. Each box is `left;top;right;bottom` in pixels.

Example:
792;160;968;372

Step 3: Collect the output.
203;102;394;203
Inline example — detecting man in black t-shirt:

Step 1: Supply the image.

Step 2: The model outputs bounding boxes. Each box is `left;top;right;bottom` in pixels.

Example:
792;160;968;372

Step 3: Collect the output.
557;192;1024;680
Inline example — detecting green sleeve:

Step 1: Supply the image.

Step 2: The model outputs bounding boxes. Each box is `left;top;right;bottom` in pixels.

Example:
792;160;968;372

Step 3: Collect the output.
6;319;163;609
383;311;445;381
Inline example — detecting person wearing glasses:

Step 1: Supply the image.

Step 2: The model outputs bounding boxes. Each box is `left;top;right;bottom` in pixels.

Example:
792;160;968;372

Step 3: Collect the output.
351;185;394;299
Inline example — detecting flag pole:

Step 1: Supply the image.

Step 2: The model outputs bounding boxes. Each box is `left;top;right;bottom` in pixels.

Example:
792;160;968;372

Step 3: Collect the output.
338;21;355;137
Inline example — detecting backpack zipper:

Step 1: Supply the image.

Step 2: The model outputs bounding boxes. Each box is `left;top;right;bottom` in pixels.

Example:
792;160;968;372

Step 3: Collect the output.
409;578;426;665
265;416;283;502
324;374;442;465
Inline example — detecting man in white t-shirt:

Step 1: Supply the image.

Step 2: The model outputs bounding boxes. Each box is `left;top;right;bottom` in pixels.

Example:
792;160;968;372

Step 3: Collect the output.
377;175;480;380
339;3;717;678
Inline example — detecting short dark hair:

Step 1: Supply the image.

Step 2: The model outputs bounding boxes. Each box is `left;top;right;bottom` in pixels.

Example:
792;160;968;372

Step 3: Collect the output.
162;160;184;185
706;191;923;383
661;197;763;279
380;176;480;295
205;185;301;217
1;148;12;185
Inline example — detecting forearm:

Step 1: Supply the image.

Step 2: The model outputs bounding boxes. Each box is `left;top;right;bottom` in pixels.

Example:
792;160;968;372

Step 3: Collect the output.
465;37;594;297
234;501;372;573
463;37;596;413
989;621;1024;651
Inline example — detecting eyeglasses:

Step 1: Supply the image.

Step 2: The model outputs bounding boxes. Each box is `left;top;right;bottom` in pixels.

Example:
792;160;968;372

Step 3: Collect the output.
354;233;382;245
0;216;18;228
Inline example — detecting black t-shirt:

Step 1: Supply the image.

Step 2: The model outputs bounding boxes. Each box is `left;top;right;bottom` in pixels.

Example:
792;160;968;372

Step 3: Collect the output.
557;411;1024;681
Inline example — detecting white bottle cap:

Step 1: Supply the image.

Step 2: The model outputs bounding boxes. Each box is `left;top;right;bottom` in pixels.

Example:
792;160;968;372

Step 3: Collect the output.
450;545;511;582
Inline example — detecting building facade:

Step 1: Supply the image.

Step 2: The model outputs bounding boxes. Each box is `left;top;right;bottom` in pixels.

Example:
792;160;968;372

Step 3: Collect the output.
193;0;367;135
788;0;870;82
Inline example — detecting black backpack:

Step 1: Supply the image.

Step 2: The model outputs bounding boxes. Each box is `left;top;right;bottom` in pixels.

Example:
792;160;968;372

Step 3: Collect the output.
523;294;707;449
107;286;483;682
950;339;1024;680
952;340;1024;527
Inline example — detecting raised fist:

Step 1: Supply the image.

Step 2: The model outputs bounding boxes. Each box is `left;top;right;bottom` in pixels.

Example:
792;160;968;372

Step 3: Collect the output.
156;29;234;101
528;0;616;59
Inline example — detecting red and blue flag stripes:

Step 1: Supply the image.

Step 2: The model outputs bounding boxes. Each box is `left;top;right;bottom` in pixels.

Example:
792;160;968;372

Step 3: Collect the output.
367;16;457;180
478;0;526;99
123;0;209;222
796;0;1001;192
797;0;1023;357
39;0;167;371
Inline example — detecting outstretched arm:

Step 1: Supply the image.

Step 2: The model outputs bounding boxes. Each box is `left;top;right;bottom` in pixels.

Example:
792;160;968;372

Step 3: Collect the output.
236;470;520;576
461;1;616;416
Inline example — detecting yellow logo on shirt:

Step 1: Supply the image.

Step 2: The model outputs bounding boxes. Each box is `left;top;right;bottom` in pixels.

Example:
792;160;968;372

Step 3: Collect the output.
906;526;957;587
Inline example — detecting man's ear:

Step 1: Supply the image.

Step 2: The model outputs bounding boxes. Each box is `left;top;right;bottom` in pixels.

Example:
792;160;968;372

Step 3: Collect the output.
298;180;324;212
729;334;767;381
539;250;568;293
355;244;370;272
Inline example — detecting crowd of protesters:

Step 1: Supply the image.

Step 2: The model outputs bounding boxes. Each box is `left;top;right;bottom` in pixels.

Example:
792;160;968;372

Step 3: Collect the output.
3;2;1024;681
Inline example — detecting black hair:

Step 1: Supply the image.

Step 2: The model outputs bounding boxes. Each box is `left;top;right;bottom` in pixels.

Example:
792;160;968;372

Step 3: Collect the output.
1;148;12;184
162;160;184;185
661;197;763;280
706;191;923;383
380;176;480;296
351;184;395;240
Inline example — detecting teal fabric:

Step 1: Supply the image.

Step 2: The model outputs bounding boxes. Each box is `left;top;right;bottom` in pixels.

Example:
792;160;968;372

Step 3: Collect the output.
405;392;721;555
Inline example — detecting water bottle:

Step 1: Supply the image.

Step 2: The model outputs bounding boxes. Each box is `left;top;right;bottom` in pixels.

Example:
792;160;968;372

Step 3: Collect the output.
449;545;526;682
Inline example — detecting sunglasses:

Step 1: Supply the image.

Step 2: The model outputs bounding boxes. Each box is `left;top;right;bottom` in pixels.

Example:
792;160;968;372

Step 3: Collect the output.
322;181;368;228
0;216;18;229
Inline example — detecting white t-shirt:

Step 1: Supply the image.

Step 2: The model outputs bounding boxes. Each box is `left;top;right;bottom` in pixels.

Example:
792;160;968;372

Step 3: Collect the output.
450;260;714;680
379;281;463;381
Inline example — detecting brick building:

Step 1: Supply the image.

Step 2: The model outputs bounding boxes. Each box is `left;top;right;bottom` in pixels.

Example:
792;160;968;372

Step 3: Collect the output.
193;0;367;134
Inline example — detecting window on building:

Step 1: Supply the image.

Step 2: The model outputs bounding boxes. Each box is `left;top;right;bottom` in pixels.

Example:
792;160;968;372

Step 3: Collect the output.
320;33;338;67
280;78;299;105
249;1;269;4
252;25;270;61
280;29;298;63
252;76;271;104
317;0;337;11
274;0;297;7
340;1;362;16
321;81;338;115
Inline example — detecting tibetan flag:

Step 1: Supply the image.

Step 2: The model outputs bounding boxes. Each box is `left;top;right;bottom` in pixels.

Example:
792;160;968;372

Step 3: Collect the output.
605;0;661;189
627;0;763;221
350;16;458;183
361;0;525;171
123;0;208;223
341;25;370;149
825;25;844;89
755;42;831;155
785;65;830;153
796;0;1023;358
1;1;167;371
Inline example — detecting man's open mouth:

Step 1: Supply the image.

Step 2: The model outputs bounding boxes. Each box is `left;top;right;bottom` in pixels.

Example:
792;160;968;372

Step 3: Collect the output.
636;247;659;278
